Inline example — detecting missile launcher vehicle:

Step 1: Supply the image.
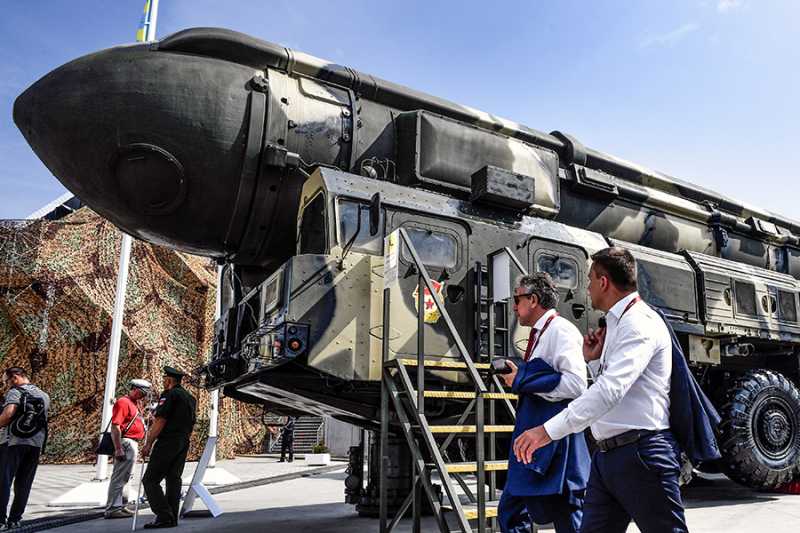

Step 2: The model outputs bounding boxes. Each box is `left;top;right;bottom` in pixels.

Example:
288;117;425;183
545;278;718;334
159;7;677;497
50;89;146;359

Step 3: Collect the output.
14;28;800;503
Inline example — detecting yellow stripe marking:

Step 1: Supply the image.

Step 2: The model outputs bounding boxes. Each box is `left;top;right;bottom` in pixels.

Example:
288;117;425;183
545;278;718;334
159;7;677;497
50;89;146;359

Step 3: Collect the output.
428;425;514;434
422;390;517;400
398;358;491;370
460;504;499;519
444;460;509;473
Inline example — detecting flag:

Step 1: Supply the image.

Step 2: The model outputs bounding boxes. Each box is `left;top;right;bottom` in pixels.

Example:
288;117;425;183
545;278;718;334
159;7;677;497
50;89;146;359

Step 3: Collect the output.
136;0;153;43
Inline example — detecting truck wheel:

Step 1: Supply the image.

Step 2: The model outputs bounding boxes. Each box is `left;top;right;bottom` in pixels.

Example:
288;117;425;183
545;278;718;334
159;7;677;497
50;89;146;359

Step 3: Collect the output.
718;370;800;489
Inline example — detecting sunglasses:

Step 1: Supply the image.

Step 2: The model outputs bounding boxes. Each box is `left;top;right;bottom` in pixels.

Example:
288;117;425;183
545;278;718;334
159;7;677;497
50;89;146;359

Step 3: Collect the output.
513;292;535;305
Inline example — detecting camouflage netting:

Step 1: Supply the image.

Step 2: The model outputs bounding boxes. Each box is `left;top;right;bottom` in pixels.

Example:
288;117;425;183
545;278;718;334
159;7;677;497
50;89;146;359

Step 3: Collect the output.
0;208;266;463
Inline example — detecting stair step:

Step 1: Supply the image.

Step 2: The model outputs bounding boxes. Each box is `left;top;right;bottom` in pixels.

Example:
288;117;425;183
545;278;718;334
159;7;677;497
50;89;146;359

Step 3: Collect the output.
444;460;508;473
444;502;499;520
422;390;517;400
397;358;491;370
428;425;514;434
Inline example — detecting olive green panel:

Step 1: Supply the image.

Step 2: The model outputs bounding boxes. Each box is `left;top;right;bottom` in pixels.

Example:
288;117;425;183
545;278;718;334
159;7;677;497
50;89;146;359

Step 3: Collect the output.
610;239;699;323
685;252;800;341
285;253;374;380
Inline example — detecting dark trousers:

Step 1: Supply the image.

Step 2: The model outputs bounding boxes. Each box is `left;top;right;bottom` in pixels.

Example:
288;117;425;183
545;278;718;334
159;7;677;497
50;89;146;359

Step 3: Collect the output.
498;490;582;533
142;437;189;523
0;444;41;523
280;435;294;461
580;430;688;533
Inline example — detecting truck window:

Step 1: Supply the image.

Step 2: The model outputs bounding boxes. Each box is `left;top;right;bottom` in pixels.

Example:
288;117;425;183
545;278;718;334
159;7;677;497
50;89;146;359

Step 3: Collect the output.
734;281;757;316
536;253;578;289
298;193;326;254
400;226;458;269
778;290;798;322
338;200;384;255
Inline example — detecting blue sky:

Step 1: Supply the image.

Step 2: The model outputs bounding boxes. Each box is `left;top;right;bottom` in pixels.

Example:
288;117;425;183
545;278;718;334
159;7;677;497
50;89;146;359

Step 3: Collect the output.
0;0;798;220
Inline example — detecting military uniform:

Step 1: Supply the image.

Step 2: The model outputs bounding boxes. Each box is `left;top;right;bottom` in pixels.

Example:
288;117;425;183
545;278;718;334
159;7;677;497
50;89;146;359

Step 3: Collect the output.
142;367;197;528
279;416;295;462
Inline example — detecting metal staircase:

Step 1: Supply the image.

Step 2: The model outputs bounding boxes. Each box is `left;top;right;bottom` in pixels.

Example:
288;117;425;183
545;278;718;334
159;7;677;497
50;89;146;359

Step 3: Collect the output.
267;416;325;454
379;230;528;533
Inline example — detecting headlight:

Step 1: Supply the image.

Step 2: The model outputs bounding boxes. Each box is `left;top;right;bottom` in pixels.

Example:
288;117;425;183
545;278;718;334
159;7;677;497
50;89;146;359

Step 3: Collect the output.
261;270;283;316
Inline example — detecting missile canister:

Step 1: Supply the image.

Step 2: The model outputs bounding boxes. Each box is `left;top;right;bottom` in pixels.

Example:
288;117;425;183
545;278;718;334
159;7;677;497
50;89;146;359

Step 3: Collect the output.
14;27;800;276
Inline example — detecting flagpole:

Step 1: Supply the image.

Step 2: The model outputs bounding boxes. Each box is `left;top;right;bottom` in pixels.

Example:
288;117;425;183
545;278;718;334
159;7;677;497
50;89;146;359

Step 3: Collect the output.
94;0;160;483
146;0;159;42
209;266;222;469
95;234;133;480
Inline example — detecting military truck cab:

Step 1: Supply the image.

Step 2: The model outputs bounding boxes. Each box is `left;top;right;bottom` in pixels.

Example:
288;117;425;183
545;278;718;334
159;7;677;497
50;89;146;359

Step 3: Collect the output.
206;163;800;491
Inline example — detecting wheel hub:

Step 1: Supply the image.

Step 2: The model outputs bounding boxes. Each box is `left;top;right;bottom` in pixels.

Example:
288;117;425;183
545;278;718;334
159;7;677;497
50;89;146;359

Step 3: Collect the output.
754;397;795;459
761;410;790;447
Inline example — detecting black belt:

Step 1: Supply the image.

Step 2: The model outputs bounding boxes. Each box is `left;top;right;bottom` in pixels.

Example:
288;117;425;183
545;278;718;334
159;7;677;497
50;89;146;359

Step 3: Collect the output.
596;429;656;453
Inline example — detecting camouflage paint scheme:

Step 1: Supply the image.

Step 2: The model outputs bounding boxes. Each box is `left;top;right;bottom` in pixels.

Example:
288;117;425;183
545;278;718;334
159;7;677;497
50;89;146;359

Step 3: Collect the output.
14;28;800;275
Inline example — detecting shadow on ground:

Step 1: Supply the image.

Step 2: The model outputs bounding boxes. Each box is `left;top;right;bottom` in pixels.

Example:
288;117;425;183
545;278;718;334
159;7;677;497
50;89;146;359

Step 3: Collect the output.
681;475;780;509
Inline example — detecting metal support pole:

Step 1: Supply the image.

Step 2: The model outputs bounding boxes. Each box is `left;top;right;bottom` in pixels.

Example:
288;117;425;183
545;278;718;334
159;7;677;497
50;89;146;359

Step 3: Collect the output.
208;390;219;468
476;394;486;533
487;259;498;526
95;233;132;480
379;286;391;533
416;273;425;415
208;265;223;468
413;273;426;532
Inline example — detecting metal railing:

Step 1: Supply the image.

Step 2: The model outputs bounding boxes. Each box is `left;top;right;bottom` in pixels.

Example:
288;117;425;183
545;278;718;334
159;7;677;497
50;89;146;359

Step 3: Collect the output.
380;231;525;533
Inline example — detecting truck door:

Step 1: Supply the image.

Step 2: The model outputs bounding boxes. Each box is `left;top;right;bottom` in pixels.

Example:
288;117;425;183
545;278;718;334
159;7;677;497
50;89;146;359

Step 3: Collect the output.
386;211;470;361
527;240;589;332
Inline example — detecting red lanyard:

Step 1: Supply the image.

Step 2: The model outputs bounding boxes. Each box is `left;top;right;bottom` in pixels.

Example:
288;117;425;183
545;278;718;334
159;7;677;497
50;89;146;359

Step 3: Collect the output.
618;295;642;321
524;312;559;361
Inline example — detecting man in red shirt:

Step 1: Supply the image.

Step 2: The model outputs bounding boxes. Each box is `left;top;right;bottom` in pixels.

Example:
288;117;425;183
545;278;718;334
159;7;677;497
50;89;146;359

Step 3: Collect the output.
104;379;150;519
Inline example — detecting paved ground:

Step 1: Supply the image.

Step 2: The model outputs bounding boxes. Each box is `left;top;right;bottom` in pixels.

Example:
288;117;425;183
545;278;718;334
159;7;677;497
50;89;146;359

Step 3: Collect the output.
41;470;800;533
23;454;344;522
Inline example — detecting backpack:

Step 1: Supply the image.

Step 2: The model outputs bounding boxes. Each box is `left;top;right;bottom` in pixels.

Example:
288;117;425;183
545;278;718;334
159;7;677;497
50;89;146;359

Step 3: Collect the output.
9;386;48;439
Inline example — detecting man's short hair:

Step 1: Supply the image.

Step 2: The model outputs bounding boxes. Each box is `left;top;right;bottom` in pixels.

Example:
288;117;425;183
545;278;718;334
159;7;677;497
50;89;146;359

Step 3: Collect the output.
591;247;638;292
517;272;560;310
4;367;27;380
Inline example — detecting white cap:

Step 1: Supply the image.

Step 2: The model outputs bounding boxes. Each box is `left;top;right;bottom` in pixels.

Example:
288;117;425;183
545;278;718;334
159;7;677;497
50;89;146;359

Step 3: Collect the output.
130;379;152;391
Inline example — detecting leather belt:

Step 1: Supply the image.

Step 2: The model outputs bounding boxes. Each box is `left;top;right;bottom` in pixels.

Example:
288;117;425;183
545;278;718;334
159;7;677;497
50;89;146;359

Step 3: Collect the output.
596;429;656;453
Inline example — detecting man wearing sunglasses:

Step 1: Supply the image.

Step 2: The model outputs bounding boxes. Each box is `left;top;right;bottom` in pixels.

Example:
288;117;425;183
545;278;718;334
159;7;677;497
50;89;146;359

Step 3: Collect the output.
513;247;688;533
497;273;589;533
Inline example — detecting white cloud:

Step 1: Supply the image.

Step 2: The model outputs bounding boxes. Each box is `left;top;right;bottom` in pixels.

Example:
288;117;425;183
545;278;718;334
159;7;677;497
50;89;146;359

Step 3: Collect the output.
717;0;743;13
640;23;700;49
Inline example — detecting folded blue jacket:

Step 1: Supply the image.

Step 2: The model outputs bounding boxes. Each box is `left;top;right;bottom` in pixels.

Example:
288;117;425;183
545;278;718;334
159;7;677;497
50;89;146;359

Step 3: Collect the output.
654;308;722;464
505;358;590;521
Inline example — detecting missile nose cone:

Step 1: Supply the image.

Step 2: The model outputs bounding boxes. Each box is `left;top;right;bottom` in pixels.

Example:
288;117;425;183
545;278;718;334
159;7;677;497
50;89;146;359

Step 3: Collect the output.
12;87;32;139
14;40;278;263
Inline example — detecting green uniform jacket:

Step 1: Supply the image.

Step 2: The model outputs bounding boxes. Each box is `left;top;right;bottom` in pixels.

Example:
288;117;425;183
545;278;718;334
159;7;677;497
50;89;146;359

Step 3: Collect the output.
155;385;197;440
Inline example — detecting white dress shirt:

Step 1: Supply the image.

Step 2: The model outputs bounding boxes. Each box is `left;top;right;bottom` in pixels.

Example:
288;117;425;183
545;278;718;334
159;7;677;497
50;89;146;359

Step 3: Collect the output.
525;308;588;402
543;292;672;441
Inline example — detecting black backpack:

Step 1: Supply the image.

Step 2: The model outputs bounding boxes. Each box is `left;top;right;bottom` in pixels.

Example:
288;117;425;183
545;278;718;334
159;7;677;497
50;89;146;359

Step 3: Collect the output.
9;387;48;439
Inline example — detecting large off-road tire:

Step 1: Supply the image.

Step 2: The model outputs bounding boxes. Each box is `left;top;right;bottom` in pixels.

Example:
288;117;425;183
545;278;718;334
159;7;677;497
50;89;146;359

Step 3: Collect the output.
718;370;800;489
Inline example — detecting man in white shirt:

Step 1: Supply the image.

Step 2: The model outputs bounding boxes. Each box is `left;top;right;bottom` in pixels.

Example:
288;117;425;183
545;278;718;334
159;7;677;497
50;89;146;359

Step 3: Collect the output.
497;273;589;533
512;247;688;533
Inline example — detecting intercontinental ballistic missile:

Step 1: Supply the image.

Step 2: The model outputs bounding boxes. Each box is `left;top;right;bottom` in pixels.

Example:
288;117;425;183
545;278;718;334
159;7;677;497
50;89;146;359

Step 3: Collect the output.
13;27;800;276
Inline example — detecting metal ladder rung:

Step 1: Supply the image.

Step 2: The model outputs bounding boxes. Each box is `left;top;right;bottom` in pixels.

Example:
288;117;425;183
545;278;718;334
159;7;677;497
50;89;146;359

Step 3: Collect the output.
444;460;508;473
428;424;514;434
421;390;517;400
397;358;491;370
444;502;500;520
